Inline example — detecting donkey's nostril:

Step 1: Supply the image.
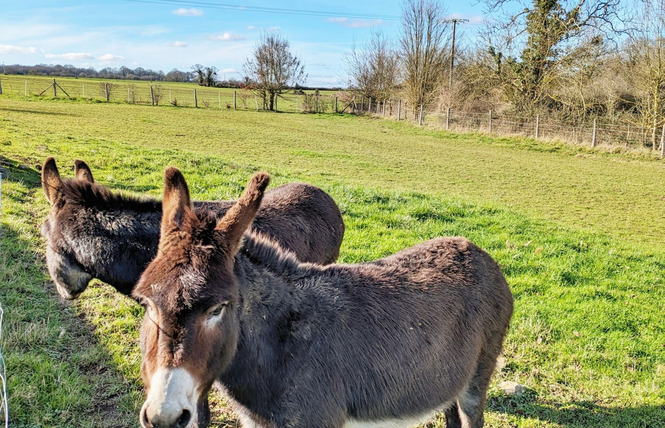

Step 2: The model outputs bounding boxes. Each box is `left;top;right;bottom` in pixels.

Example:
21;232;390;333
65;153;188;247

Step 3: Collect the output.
140;407;152;428
176;409;191;428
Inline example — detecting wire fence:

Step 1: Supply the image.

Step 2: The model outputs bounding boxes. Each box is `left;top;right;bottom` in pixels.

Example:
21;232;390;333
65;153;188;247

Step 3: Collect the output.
355;97;665;155
0;302;8;428
1;75;664;155
0;75;345;113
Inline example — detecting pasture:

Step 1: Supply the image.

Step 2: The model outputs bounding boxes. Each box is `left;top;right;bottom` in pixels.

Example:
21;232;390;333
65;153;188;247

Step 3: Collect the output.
0;95;664;427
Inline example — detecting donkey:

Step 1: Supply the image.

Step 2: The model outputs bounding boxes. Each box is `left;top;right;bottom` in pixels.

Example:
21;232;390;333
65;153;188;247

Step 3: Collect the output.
40;157;344;300
134;168;514;428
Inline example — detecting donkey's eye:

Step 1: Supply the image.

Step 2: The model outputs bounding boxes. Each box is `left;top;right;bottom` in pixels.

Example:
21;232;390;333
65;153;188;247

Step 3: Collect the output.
208;302;228;319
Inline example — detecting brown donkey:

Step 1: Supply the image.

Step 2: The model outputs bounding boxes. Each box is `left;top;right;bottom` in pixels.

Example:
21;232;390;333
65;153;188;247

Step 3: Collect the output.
134;168;513;428
40;157;344;299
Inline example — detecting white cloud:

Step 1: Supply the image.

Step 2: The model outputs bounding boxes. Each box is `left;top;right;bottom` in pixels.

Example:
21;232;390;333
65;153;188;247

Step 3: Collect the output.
45;52;94;60
172;8;203;17
140;26;169;37
0;44;37;54
98;53;124;62
209;32;245;41
326;17;386;28
247;25;256;30
219;68;237;74
169;41;188;47
266;26;281;31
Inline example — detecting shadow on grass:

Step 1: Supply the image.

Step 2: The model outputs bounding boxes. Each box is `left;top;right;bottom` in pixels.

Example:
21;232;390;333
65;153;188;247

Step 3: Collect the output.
0;155;42;189
1;219;139;427
0;106;78;117
489;393;665;427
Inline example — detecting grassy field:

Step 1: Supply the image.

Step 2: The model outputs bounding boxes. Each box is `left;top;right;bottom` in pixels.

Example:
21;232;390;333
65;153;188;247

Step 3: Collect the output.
0;74;342;112
1;96;664;427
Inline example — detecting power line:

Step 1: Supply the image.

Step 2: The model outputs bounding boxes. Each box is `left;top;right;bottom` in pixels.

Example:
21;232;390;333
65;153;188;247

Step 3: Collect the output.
122;0;400;20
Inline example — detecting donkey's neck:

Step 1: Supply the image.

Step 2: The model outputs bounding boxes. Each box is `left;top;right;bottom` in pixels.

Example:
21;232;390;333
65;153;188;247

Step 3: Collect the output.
218;248;338;418
66;186;232;295
69;202;163;295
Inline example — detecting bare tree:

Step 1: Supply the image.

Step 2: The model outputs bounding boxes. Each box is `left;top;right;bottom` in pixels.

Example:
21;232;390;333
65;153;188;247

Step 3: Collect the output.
345;31;400;102
399;0;450;111
244;32;306;111
623;0;665;149
191;64;205;86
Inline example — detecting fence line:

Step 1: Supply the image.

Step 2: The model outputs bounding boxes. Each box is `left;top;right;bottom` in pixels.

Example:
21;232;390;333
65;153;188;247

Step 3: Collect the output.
0;302;8;428
1;75;664;155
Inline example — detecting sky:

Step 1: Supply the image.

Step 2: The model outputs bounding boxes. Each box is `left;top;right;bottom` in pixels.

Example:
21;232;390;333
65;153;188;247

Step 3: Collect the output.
0;1;488;87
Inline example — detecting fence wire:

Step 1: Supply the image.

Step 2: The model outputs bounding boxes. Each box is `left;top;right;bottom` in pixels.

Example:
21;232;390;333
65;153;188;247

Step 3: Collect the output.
1;75;664;153
0;302;8;428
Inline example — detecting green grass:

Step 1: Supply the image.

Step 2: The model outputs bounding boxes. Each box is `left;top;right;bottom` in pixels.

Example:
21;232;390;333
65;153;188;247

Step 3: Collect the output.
0;74;341;112
1;96;664;427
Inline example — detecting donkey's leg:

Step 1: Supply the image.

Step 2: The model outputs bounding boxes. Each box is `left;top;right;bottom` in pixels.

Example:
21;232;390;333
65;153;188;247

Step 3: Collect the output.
456;353;498;428
444;403;462;428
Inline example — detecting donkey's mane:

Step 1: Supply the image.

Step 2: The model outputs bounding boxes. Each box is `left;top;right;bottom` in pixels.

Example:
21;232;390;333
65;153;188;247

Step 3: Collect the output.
60;179;162;213
240;231;318;280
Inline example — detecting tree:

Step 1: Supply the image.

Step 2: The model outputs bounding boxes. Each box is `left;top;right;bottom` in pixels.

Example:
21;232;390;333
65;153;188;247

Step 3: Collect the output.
244;32;306;111
191;64;217;87
484;0;624;114
399;0;450;110
345;31;400;102
623;0;665;149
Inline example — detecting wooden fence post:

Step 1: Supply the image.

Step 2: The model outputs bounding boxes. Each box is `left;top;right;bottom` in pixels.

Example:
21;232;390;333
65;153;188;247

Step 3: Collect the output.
418;105;424;126
361;97;364;112
127;86;130;103
53;79;57;97
255;95;258;111
335;96;338;113
194;88;198;108
24;80;27;96
446;107;450;130
82;84;85;98
535;114;540;138
316;92;319;113
488;110;492;133
169;90;172;105
218;91;221;109
234;91;237;110
660;124;665;159
397;99;401;120
368;97;372;114
0;79;3;95
591;118;597;147
275;95;278;112
150;86;155;106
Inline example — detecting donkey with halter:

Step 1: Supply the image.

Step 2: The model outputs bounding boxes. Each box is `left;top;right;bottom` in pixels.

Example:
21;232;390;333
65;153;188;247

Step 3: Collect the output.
40;157;344;300
134;168;513;428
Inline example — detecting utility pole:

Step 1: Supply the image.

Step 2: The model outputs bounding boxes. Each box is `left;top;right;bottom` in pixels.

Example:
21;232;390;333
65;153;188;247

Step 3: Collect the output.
448;18;468;101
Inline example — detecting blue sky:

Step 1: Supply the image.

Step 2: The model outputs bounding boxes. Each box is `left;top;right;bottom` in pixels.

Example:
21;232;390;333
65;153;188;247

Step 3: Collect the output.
0;1;487;87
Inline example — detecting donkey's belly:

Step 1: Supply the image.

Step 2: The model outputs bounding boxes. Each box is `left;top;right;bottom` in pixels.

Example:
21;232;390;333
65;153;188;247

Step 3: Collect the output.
343;406;446;428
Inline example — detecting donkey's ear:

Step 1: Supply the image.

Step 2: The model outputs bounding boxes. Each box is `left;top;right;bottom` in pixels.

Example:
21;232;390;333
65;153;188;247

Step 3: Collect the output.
74;160;94;183
215;172;270;255
42;157;63;205
161;167;193;234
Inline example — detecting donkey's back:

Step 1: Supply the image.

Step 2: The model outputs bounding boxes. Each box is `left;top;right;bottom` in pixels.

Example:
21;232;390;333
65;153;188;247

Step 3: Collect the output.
240;236;513;427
